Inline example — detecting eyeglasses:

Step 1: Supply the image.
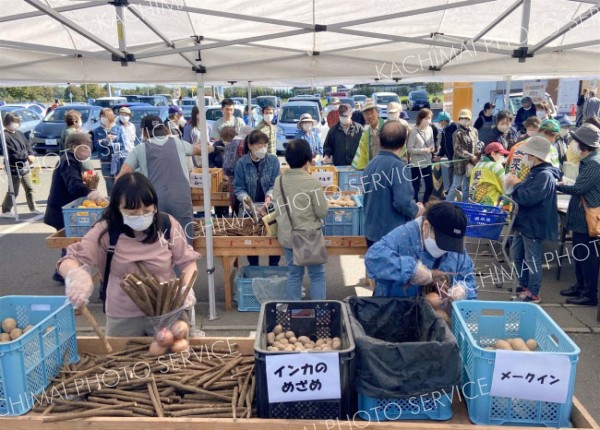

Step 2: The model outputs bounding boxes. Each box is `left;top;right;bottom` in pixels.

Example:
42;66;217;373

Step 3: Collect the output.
120;209;156;219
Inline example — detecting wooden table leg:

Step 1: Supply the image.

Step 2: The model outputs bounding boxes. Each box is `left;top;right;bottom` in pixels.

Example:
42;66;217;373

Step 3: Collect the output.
222;256;232;311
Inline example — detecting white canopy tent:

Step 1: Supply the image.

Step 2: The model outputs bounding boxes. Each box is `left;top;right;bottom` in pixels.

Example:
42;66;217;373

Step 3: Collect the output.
0;0;598;320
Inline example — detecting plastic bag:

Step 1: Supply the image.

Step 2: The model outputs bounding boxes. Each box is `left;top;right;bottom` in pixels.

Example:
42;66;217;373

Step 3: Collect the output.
148;306;192;354
252;275;288;303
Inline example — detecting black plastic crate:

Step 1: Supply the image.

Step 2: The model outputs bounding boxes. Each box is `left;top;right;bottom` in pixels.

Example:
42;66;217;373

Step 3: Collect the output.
254;301;355;420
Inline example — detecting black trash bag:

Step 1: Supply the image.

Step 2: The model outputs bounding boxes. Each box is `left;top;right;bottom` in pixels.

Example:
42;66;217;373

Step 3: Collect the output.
344;296;461;399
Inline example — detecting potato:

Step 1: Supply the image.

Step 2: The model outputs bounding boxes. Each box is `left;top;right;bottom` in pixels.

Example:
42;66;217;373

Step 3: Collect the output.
273;325;283;335
284;331;295;339
321;346;332;352
0;333;10;343
332;339;342;350
508;338;530;352
526;339;538;351
9;328;23;340
315;339;326;347
332;337;341;344
495;340;513;350
425;292;443;309
313;347;322;352
45;326;54;334
294;345;305;351
289;336;297;344
275;333;286;341
279;338;289;345
272;341;284;350
267;332;276;345
294;342;304;349
22;325;34;334
267;346;279;352
284;345;295;352
2;318;17;333
297;336;310;344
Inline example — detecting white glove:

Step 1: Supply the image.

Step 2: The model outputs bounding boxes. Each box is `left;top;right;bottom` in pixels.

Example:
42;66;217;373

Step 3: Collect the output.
446;282;468;302
65;265;95;309
183;289;196;309
410;261;433;285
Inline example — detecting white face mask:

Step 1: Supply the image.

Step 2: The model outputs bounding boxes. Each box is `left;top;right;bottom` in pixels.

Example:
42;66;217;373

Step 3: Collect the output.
339;116;351;125
76;119;83;128
119;115;129;123
559;128;569;137
302;123;312;132
521;154;534;168
459;119;470;128
421;119;432;127
497;124;510;133
178;117;186;127
493;153;506;164
252;146;268;159
536;111;546;119
526;129;537;137
9;122;19;131
122;211;155;232
387;114;399;121
100;117;110;127
331;104;339;110
424;226;447;258
263;114;274;123
571;143;582;157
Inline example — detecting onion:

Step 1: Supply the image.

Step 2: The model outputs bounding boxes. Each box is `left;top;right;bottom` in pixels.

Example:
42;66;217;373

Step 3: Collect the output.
155;328;174;347
425;292;443;310
2;318;17;333
171;338;190;353
148;341;168;356
171;320;189;340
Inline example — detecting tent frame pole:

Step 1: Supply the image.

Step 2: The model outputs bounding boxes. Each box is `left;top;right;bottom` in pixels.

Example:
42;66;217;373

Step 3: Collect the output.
0;1;102;23
247;82;253;127
0;121;20;222
195;66;217;321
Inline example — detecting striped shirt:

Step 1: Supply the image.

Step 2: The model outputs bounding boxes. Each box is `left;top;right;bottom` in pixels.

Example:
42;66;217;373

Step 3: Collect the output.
255;121;277;155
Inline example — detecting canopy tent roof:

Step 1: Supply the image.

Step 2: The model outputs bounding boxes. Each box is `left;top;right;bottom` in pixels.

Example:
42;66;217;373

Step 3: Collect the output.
0;0;599;86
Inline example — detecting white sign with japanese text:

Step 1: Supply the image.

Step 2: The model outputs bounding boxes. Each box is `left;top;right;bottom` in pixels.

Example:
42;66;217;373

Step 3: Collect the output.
265;352;341;403
312;171;335;187
523;81;547;104
490;351;571;404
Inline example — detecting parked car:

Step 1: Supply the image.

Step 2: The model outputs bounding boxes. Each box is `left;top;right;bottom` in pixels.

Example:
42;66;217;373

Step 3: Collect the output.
0;106;42;139
156;94;174;105
30;105;102;153
2;103;46;117
126;105;169;140
276;101;324;154
371;92;402;118
93;97;127;108
111;102;153;115
136;95;168;107
406;91;430;111
123;95;140;103
352;95;368;106
231;97;248;106
492;91;557;116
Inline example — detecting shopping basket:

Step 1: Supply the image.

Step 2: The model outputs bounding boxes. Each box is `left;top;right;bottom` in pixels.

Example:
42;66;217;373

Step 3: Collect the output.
452;202;508;240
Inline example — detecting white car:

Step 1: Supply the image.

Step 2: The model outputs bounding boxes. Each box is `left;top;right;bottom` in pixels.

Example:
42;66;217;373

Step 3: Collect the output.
371;92;401;119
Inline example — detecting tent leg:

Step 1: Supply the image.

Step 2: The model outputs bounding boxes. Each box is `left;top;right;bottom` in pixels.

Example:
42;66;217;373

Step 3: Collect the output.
247;81;252;127
196;72;218;321
0;121;19;222
505;76;512;113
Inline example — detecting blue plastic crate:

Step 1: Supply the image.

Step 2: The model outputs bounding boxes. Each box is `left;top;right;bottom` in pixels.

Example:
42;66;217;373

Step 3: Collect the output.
324;195;362;236
452;301;580;427
62;197;105;237
0;296;79;416
235;266;288;312
451;202;508;240
358;391;453;421
337;166;364;192
355;195;365;236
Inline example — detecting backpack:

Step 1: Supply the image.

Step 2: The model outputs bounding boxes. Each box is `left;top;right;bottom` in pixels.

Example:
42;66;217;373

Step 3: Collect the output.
99;212;172;313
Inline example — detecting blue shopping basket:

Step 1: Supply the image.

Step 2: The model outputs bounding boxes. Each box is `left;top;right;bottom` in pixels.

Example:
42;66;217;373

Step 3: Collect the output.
452;202;508;240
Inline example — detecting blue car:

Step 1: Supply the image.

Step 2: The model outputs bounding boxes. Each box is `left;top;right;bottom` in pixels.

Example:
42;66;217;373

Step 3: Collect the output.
0;106;42;139
126;105;169;140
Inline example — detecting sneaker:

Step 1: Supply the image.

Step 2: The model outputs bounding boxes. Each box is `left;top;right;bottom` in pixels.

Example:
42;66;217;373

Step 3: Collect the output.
515;286;526;293
52;272;65;284
0;212;15;219
31;208;44;215
521;291;541;304
518;289;529;299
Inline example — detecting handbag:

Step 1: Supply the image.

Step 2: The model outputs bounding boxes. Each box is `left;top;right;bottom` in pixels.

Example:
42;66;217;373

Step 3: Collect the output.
580;196;600;237
279;176;328;266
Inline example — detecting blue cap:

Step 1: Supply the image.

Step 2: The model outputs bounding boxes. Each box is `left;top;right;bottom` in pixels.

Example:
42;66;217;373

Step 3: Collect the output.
168;105;183;115
554;113;573;127
434;111;451;122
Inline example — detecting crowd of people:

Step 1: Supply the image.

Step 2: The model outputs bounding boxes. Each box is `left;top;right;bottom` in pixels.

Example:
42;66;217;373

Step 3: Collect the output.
1;91;599;332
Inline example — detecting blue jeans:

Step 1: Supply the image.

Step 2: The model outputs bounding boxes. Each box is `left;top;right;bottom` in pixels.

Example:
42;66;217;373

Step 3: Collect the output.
283;247;326;300
511;231;543;296
446;173;470;202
